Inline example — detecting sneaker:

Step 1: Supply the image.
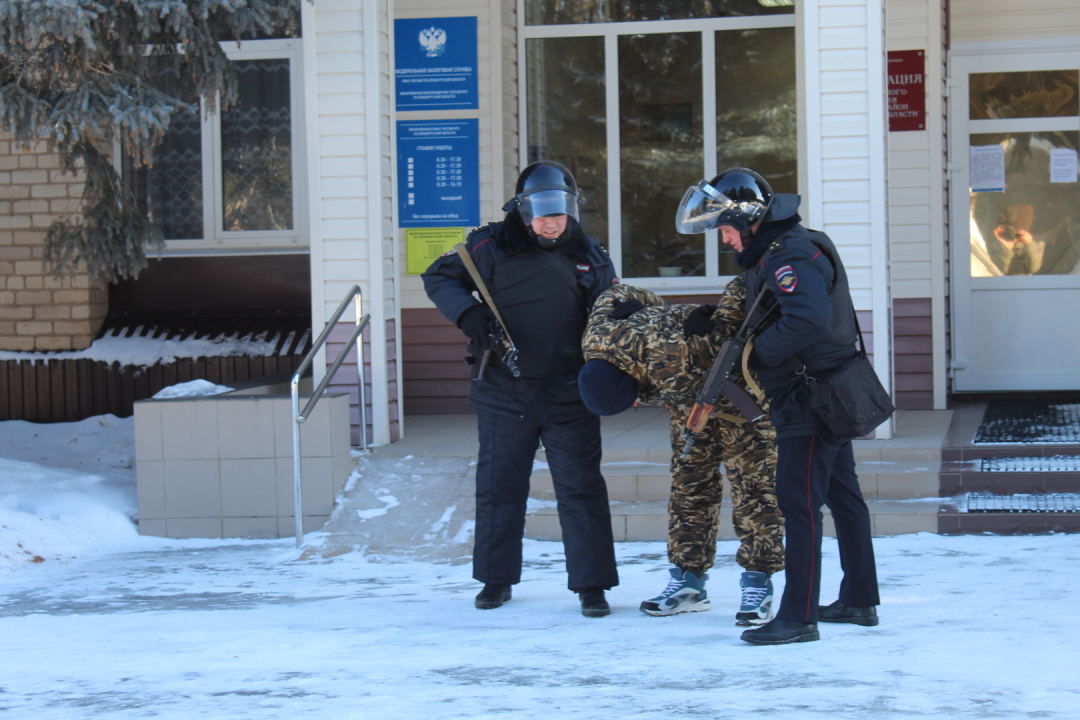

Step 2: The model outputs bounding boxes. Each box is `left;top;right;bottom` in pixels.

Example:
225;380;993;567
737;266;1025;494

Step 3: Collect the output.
639;567;710;616
579;588;611;618
736;571;774;626
475;584;511;609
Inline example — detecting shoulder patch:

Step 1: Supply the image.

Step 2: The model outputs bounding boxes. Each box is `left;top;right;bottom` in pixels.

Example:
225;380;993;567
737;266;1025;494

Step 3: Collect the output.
774;265;798;293
612;277;620;285
576;263;591;273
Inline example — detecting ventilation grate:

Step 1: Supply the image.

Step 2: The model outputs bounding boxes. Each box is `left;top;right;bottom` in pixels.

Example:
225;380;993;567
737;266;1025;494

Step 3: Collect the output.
966;492;1080;513
980;456;1080;472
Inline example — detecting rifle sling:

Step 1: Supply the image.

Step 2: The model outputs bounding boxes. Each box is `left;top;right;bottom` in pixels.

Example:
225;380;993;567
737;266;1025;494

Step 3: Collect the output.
453;243;517;347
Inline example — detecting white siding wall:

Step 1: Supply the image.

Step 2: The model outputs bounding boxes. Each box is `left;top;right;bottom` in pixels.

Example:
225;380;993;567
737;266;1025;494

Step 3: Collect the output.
886;0;947;407
952;0;1080;43
811;1;889;311
396;0;514;311
306;0;397;444
805;0;893;420
887;0;937;300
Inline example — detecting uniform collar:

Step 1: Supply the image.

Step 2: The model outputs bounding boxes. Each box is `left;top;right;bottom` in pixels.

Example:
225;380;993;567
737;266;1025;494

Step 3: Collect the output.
735;215;802;268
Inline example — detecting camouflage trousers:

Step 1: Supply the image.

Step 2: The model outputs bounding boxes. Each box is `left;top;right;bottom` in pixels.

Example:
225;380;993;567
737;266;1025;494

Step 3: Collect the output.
666;405;784;576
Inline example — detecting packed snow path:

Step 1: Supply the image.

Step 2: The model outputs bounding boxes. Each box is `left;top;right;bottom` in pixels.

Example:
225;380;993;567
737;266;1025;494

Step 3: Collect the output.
2;533;1078;718
1;414;1077;717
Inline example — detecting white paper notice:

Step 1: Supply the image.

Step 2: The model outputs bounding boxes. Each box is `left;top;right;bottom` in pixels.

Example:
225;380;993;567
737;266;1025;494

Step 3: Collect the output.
1050;148;1078;183
970;145;1006;193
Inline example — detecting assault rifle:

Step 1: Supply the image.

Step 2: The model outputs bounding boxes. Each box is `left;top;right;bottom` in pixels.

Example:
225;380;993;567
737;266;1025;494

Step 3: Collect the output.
679;291;776;459
453;243;521;379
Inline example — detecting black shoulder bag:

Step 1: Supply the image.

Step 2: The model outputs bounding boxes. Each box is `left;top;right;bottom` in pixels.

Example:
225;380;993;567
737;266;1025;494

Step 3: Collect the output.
788;309;895;441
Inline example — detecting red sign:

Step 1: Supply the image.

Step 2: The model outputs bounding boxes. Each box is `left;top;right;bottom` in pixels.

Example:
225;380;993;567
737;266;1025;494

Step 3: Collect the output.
888;50;925;131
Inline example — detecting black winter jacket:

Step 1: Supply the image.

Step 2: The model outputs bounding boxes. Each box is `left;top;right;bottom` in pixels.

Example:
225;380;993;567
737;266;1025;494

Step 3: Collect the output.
422;211;618;419
738;195;858;437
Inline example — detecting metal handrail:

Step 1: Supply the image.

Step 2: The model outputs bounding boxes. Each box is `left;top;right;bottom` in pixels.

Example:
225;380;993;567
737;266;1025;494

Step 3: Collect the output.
291;284;370;547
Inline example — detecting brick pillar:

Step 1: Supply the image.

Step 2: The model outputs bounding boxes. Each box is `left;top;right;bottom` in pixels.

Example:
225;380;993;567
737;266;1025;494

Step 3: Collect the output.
0;137;107;351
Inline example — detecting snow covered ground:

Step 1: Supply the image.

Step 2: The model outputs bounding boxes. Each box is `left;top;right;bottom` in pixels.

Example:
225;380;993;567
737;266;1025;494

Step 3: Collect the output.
2;414;1079;719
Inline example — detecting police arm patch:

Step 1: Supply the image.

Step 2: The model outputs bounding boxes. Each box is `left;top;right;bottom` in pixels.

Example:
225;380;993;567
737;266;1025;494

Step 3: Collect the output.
774;265;798;292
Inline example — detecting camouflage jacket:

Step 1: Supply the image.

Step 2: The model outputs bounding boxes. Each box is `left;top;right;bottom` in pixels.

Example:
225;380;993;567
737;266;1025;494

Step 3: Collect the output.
581;277;759;413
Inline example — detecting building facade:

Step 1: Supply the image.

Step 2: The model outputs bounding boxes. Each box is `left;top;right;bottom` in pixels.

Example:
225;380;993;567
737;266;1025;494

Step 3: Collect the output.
2;0;1078;444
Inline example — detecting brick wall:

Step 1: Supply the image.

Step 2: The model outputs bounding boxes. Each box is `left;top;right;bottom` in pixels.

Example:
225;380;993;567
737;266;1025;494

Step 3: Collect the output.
0;137;106;351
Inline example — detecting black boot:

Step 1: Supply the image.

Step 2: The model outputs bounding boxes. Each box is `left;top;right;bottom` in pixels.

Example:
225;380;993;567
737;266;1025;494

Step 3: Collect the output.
475;584;511;609
818;600;879;626
578;588;610;618
741;618;819;645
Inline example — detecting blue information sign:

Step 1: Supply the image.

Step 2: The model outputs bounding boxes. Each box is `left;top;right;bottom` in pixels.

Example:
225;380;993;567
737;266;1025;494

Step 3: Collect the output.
397;120;480;228
394;17;478;111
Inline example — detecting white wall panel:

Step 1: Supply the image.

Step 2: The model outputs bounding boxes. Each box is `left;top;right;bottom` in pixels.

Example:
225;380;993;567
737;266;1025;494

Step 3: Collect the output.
953;0;1080;43
892;278;932;296
821;71;870;92
821;157;872;179
889;223;933;246
886;0;946;406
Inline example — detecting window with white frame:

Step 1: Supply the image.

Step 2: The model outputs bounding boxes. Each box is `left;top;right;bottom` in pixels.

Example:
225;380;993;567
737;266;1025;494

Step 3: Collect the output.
520;0;796;289
122;38;305;253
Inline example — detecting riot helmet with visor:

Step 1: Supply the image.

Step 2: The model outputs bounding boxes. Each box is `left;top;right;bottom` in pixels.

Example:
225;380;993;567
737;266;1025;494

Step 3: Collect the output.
507;161;581;226
675;168;773;238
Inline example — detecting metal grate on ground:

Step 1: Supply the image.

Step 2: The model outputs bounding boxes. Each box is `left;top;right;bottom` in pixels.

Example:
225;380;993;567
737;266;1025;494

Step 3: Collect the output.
973;402;1080;444
980;456;1080;472
966;492;1080;513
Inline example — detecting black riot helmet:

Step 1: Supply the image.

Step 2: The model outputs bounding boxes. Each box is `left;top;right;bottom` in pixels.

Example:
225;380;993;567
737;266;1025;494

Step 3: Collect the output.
675;168;773;243
505;161;581;226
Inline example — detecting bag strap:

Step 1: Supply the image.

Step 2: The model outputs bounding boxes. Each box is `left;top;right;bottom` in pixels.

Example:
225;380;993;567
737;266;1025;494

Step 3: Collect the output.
525;245;587;312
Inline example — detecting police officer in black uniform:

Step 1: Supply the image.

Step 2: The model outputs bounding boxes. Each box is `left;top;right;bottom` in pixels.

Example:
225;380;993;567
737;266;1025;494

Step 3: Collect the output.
423;161;620;617
675;168;880;644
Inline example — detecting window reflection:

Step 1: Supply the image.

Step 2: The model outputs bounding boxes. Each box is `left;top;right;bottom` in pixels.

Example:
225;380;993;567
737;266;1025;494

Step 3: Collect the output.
620;32;703;278
526;37;608;244
969;132;1080;276
221;59;293;232
715;26;797;274
969;71;1078;120
122;65;203;241
525;0;792;25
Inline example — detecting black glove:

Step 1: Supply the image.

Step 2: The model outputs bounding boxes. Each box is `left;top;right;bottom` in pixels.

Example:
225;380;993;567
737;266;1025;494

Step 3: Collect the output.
683;304;716;337
611;298;646;320
458;305;497;349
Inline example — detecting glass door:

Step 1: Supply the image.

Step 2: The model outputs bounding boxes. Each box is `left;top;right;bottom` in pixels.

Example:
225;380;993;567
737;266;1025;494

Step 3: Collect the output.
950;52;1080;391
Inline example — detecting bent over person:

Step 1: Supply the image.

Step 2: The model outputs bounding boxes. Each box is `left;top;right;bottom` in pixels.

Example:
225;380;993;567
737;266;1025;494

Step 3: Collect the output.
576;281;783;624
676;167;881;645
422;160;619;617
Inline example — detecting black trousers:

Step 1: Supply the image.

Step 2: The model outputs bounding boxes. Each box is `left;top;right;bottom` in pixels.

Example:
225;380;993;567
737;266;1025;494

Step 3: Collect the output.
774;435;879;623
473;408;619;592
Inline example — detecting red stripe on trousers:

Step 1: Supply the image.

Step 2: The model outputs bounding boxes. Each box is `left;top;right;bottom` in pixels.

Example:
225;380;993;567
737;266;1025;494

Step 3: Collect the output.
805;436;816;622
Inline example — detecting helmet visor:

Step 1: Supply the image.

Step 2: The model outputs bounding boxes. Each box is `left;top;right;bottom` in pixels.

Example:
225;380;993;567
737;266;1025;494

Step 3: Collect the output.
674;179;765;234
675;181;728;234
518;189;579;224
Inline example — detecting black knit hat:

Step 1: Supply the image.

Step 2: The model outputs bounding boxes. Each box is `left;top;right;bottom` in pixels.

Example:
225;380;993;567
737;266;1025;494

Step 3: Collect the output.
578;360;638;416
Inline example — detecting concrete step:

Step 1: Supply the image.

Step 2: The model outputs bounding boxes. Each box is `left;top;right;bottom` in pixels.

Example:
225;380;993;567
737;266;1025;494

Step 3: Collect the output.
939;459;1080;495
530;461;670;503
529;459;941;502
524;497;942;542
938;508;1080;534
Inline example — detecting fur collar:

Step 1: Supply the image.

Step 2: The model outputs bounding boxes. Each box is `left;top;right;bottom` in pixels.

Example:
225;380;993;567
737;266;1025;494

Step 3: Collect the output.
495;210;593;257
